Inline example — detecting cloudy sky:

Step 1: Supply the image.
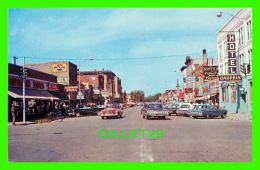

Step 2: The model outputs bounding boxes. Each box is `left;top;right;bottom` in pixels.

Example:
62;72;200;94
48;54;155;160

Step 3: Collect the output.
8;8;240;96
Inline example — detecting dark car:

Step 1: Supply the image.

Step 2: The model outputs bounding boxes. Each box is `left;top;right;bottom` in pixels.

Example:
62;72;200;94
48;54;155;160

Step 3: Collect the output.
187;105;228;119
141;103;168;119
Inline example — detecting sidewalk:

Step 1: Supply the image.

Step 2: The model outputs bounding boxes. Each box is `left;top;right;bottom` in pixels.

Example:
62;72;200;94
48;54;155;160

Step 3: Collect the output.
8;121;36;126
227;112;252;122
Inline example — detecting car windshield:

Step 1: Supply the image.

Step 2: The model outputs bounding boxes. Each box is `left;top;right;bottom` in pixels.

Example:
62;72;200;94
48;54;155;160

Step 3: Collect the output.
172;104;179;108
196;105;209;109
180;104;189;108
148;104;162;109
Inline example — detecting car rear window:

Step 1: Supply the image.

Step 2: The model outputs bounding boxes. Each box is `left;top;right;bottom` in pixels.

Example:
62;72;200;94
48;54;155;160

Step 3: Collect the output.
148;104;162;109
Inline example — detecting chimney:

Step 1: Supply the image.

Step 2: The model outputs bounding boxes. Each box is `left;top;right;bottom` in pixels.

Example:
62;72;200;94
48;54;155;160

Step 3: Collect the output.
203;49;207;65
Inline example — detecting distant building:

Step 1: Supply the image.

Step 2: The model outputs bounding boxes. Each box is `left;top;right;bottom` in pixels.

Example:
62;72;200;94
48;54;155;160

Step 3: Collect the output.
181;49;219;103
78;70;124;104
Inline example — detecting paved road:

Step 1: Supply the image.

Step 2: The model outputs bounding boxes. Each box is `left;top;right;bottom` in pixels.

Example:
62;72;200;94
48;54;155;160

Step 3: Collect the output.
8;106;252;162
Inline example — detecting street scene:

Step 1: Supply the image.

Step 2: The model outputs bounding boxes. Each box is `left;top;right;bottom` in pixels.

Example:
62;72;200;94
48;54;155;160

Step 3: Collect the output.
9;106;251;162
7;8;252;162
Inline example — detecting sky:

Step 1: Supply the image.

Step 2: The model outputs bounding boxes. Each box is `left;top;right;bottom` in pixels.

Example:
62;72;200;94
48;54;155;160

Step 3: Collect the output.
8;8;240;96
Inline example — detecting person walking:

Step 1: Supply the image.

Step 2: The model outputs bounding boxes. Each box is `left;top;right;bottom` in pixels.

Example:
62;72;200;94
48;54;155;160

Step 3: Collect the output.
11;104;16;125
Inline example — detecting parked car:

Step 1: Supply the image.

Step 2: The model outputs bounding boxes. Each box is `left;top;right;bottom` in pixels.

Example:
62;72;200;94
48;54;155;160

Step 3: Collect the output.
187;105;228;119
176;103;194;116
141;103;168;119
168;103;189;116
100;104;123;119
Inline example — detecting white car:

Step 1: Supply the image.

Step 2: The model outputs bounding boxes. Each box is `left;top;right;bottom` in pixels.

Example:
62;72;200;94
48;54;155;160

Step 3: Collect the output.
176;103;194;116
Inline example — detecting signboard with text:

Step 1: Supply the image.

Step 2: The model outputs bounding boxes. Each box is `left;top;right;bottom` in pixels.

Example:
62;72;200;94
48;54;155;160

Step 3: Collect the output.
185;88;193;93
203;66;219;80
218;75;242;82
227;34;237;74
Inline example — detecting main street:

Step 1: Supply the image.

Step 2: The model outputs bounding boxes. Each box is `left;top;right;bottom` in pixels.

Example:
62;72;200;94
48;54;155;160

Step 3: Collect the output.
9;106;251;162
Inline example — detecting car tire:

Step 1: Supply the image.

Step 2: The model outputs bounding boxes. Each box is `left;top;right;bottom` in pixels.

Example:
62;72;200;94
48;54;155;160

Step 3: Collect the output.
193;116;198;119
101;116;104;119
161;116;166;119
221;113;227;119
169;113;171;116
146;115;150;120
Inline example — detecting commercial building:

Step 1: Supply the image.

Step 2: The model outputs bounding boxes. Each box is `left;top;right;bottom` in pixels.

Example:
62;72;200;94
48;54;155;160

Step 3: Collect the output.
25;61;78;107
78;70;124;104
216;8;252;118
181;50;219;104
8;63;68;121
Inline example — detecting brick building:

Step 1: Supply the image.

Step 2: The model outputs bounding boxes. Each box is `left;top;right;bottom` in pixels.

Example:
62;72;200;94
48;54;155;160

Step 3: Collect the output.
78;70;124;104
8;63;68;121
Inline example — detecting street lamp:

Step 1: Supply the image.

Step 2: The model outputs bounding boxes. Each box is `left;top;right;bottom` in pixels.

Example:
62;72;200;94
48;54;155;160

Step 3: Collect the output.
216;11;245;19
78;58;93;106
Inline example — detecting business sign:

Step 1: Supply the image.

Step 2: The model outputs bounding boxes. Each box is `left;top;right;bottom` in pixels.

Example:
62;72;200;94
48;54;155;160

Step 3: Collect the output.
183;76;199;84
218;75;242;82
64;86;78;92
227;34;237;74
185;88;193;93
203;66;219;80
53;64;67;72
57;76;69;85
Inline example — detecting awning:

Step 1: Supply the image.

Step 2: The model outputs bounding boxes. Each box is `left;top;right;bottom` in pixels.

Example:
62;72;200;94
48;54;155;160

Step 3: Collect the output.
187;96;206;101
8;87;60;100
48;91;69;102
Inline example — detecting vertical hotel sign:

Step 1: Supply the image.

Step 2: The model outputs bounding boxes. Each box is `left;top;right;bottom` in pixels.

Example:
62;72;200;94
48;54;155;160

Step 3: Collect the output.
227;34;237;74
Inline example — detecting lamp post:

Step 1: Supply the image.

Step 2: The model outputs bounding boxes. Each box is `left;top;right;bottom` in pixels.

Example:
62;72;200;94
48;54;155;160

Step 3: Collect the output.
78;58;93;106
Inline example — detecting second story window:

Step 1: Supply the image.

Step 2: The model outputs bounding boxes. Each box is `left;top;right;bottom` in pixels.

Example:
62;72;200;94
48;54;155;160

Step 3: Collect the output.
238;27;244;46
247;20;252;41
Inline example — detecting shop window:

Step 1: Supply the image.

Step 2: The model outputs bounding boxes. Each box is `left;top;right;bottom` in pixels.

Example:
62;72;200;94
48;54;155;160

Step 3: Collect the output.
222;87;228;102
231;85;237;103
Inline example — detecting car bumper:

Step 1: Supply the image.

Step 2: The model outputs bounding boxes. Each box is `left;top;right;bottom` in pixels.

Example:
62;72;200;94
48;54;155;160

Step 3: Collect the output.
101;114;119;117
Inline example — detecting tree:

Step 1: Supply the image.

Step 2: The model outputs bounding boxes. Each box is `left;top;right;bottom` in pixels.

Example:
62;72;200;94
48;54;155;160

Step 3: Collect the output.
130;90;145;103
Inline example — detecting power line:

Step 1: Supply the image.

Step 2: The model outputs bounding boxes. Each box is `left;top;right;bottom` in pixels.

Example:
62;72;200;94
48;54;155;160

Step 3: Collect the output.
8;51;218;61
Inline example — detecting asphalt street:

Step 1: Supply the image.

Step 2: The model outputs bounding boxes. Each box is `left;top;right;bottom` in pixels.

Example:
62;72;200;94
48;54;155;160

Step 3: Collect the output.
8;106;252;162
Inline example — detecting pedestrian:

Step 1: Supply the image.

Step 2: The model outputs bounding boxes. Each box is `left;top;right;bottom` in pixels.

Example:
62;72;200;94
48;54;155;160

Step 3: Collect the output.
11;104;16;125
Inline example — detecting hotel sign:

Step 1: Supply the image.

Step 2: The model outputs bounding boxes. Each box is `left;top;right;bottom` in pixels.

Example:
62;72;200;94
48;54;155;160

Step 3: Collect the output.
218;75;242;82
227;34;237;74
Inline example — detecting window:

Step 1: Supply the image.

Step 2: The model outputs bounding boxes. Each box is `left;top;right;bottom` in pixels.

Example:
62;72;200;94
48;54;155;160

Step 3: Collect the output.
231;85;237;103
248;49;252;73
222;87;228;102
238;27;244;46
219;45;223;59
247;20;252;41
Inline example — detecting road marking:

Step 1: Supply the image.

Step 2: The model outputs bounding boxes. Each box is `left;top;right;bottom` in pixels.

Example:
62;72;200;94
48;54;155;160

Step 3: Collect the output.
139;138;154;162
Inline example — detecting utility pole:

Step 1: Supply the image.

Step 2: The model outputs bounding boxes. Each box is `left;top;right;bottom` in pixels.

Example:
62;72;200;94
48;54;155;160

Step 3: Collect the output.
13;56;18;65
22;57;26;124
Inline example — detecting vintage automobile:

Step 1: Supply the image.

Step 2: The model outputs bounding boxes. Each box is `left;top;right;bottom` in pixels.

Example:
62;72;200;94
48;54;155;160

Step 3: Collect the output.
168;103;189;116
141;103;168;119
176;103;194;116
100;104;123;119
187;105;228;119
